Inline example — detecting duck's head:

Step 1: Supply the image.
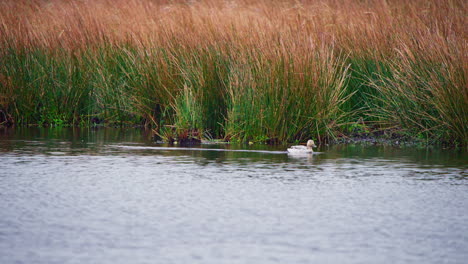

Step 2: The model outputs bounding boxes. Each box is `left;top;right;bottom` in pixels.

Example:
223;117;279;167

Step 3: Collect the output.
306;139;317;149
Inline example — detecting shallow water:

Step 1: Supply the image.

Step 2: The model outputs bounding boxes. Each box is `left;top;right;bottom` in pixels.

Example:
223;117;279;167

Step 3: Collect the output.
0;127;467;264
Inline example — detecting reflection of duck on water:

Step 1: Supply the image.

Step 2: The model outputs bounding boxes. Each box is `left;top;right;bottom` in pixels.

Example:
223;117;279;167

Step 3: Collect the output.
287;139;317;154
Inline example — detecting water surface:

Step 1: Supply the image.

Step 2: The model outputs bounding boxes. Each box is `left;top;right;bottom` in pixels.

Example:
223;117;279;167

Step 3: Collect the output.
0;127;467;264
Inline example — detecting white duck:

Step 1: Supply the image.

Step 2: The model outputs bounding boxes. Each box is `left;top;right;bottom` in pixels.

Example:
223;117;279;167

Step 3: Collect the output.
287;139;317;154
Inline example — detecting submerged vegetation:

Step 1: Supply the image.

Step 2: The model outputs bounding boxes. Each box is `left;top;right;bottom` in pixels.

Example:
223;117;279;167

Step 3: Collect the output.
0;0;466;145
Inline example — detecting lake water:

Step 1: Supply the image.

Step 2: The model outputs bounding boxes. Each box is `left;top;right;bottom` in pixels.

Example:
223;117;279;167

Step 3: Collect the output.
0;127;467;264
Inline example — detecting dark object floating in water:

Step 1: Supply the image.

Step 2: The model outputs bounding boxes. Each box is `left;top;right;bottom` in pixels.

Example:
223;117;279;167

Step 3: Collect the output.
177;138;201;145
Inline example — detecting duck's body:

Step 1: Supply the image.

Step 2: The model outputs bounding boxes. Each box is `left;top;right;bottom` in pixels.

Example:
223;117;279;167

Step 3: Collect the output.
287;145;313;154
287;140;317;154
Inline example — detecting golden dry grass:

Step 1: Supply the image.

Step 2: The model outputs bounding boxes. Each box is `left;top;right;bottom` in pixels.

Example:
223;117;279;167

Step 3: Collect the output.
1;0;465;54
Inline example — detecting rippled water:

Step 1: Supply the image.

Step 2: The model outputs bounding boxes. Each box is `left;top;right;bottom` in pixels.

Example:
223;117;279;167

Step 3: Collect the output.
0;127;467;264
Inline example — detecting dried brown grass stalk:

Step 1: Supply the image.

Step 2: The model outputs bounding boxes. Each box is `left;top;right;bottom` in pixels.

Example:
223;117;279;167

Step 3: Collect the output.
1;0;465;55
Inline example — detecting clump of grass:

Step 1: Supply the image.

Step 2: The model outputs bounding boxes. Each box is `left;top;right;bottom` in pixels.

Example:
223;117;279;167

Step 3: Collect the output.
172;84;203;137
225;46;351;143
0;48;93;125
170;50;229;138
369;40;467;145
342;56;392;121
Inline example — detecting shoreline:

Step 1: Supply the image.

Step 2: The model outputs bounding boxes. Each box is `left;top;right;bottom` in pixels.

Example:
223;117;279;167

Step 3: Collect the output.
1;124;464;149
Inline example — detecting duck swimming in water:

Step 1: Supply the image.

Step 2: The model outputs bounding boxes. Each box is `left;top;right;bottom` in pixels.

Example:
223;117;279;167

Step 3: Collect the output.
287;139;317;154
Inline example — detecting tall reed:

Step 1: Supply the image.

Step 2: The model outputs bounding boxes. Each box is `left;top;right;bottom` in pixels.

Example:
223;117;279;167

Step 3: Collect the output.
370;39;467;144
0;0;465;144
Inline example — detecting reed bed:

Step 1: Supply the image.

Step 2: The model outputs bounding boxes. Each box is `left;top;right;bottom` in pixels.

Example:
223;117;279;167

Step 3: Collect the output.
0;0;466;145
